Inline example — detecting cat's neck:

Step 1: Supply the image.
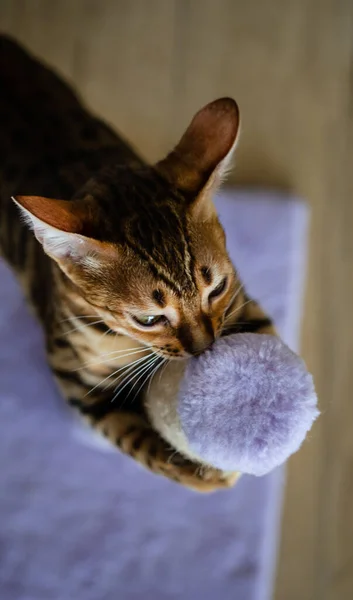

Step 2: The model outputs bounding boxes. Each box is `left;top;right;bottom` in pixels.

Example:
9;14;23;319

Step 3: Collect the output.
53;267;100;322
51;265;148;375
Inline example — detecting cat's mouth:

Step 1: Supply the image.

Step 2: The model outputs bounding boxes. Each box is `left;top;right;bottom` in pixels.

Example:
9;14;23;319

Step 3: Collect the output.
151;337;218;361
152;347;186;361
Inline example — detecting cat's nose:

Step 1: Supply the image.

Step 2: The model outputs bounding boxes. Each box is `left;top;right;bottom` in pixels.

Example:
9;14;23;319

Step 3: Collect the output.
177;318;215;356
190;332;215;356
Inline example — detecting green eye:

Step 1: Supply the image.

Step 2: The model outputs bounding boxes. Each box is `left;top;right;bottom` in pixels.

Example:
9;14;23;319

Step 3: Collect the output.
209;277;228;300
133;315;165;327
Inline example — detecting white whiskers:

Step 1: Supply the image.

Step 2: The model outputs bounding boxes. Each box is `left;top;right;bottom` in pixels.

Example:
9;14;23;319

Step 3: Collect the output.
225;297;252;322
97;346;145;358
59;314;100;324
221;298;254;336
224;282;245;316
75;347;149;371
109;354;156;392
84;352;153;397
60;319;106;336
230;281;245;304
158;358;170;384
127;356;162;403
111;354;159;404
147;358;166;395
98;326;115;343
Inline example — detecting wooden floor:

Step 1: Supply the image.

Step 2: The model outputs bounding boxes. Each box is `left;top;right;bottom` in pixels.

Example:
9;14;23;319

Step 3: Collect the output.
2;1;353;598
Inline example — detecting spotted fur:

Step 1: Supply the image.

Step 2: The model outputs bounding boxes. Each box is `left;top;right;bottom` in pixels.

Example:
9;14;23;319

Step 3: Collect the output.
0;35;276;492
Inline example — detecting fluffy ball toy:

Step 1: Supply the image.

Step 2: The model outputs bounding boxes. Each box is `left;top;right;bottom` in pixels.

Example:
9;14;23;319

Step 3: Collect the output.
145;334;319;476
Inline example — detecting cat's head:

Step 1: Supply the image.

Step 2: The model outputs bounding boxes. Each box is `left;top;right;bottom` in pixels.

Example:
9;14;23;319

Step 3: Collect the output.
14;98;242;358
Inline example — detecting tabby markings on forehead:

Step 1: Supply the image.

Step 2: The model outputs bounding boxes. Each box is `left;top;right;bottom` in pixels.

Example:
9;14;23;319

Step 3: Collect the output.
152;289;165;307
123;234;196;295
201;266;213;285
168;203;195;288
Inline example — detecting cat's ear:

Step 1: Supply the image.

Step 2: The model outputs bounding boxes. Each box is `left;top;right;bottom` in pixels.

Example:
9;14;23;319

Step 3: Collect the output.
12;195;103;264
156;97;240;199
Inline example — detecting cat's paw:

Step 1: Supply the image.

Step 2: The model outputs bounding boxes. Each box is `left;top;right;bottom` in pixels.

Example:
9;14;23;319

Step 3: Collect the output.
96;411;239;492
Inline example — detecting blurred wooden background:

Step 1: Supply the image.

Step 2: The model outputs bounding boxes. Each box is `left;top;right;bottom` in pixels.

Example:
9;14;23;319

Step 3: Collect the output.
1;1;353;598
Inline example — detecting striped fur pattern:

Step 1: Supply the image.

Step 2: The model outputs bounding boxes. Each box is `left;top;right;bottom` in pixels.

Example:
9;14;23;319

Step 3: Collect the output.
0;36;276;492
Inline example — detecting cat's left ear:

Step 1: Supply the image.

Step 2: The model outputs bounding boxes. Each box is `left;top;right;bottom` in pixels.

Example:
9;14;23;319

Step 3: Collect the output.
156;97;240;212
12;195;105;264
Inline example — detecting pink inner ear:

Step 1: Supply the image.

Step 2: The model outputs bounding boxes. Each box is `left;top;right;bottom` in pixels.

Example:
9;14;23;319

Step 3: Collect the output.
156;97;239;193
15;196;88;234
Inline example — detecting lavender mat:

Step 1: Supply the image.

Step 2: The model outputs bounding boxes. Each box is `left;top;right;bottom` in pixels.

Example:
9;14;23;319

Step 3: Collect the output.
0;190;309;600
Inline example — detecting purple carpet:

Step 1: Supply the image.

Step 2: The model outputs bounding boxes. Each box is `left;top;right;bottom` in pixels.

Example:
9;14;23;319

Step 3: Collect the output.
0;190;309;600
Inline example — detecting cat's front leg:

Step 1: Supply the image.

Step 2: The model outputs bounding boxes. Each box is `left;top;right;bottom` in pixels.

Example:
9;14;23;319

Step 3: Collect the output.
53;367;238;492
82;407;239;492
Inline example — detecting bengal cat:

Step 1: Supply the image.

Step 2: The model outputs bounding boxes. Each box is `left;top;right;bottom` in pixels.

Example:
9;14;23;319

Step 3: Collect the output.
0;35;275;492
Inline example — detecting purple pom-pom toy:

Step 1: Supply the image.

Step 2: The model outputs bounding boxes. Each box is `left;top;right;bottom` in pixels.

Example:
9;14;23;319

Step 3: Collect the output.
146;334;319;476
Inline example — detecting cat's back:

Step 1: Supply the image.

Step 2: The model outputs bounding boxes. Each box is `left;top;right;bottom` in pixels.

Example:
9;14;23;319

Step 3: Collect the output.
0;35;141;196
0;34;86;165
0;35;142;305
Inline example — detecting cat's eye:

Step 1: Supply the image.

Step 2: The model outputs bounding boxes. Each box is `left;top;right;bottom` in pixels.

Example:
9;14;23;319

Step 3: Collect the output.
209;277;228;301
133;314;165;327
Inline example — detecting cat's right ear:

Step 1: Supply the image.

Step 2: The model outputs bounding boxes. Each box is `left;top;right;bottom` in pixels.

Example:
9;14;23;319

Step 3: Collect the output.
156;97;240;196
12;195;105;264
